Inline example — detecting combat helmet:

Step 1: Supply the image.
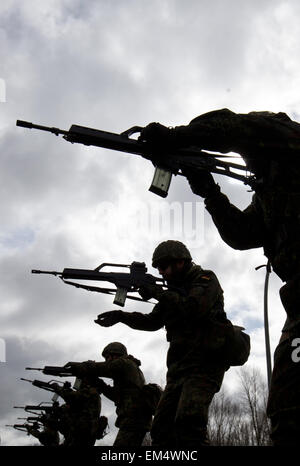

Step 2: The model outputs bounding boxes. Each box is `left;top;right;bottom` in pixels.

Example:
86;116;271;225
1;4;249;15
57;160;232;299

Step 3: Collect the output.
102;342;128;358
152;240;192;268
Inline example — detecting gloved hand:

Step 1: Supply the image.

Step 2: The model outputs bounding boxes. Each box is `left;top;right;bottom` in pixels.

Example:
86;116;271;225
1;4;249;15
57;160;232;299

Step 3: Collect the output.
64;361;85;377
94;310;123;327
95;378;108;393
139;122;175;148
183;168;220;198
138;284;164;301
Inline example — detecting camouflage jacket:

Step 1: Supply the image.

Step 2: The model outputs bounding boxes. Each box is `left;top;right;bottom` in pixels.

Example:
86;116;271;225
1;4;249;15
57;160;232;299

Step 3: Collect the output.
170;108;300;283
55;384;101;438
119;264;228;379
204;189;300;283
79;356;152;430
169;109;300;331
170;108;300;158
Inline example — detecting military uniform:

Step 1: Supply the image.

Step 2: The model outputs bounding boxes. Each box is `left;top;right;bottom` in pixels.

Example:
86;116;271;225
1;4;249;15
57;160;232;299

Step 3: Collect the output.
74;354;152;447
54;382;101;446
140;109;300;445
27;423;60;446
115;263;228;448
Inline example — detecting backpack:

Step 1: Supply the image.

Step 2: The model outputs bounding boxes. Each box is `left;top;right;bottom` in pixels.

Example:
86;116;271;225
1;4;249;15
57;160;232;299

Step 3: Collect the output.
224;325;251;366
142;383;163;414
203;319;251;367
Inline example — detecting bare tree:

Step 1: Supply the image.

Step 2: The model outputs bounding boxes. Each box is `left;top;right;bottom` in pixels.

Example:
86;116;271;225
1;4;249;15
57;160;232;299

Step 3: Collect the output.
208;388;250;445
238;366;271;445
208;366;271;446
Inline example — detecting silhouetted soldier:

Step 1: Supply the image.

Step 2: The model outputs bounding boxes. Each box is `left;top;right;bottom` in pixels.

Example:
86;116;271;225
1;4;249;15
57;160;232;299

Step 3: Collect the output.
64;343;152;447
26;418;60;446
137;109;300;445
51;379;101;446
96;241;229;448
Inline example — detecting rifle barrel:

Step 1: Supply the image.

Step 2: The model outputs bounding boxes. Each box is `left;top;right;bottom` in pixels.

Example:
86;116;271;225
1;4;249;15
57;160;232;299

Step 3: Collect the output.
25;367;43;370
16;120;68;136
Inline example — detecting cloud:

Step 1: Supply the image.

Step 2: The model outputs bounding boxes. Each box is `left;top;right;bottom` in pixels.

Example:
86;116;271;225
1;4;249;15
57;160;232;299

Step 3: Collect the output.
0;0;298;445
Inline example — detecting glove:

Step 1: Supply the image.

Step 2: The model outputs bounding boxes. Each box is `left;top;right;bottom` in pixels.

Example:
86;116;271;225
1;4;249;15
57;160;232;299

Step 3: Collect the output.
95;378;108;393
64;362;85;377
139;122;175;148
64;361;97;378
138;284;164;301
183;168;220;198
94;310;123;327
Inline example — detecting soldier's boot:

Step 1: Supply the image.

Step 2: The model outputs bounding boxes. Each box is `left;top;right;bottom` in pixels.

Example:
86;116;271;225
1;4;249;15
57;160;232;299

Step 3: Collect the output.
270;410;300;446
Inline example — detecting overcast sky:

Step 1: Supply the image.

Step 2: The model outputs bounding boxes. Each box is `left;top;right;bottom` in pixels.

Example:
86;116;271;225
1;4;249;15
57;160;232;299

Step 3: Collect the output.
1;0;299;446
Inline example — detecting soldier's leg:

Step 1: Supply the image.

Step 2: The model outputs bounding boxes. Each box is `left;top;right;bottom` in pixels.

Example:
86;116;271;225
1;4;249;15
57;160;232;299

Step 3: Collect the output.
267;335;300;446
174;371;225;448
113;428;147;447
267;277;300;445
270;410;300;446
150;381;181;448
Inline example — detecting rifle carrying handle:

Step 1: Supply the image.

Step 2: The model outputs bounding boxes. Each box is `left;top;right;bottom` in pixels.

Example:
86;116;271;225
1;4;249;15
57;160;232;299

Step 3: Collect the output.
120;126;143;138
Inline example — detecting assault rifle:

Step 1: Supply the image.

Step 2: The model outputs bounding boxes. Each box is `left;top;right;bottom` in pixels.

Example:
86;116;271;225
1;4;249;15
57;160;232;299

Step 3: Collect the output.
6;423;39;432
20;377;71;392
32;261;165;306
17;416;43;423
25;366;108;393
14;402;60;415
16;119;252;198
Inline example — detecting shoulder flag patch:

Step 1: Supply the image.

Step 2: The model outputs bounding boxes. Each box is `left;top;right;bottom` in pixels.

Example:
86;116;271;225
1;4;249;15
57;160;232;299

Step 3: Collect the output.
201;275;211;280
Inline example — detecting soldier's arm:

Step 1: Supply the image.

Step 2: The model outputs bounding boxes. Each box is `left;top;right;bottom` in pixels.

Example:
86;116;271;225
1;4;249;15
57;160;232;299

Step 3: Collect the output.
204;192;265;249
142;109;300;159
171;109;245;153
118;306;165;331
55;387;77;404
69;358;130;380
96;307;165;332
141;109;260;153
96;379;117;401
166;109;298;155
